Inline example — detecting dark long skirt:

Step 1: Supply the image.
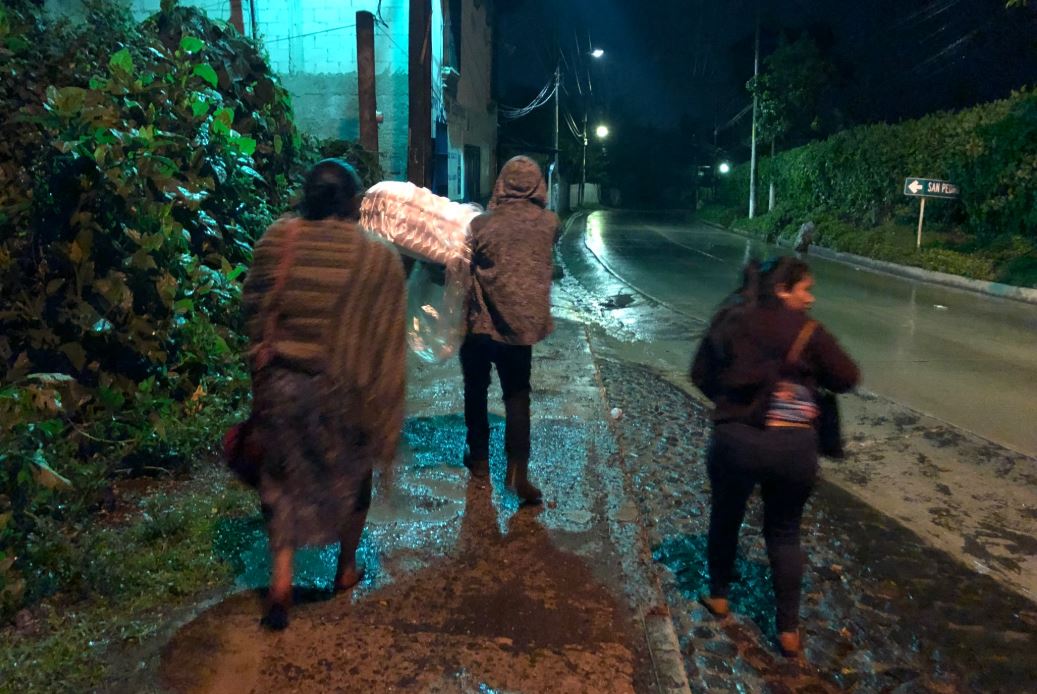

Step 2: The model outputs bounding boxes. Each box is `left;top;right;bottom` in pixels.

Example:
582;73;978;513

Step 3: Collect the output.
251;367;373;551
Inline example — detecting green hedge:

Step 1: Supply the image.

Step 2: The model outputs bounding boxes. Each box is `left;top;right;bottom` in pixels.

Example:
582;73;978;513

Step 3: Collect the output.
0;1;380;620
719;88;1037;238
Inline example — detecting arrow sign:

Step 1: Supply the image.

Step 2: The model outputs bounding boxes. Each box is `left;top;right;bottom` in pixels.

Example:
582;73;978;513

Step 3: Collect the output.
904;177;960;199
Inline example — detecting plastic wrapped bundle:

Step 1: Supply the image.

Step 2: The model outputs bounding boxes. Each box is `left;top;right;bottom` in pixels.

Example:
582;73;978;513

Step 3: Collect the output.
359;181;480;265
359;181;482;362
406;260;469;363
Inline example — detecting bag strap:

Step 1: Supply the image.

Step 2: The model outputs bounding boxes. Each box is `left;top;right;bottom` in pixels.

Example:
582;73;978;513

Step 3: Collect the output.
253;219;303;371
785;319;818;367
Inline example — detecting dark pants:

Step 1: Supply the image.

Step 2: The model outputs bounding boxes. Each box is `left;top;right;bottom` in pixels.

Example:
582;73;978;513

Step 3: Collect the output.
460;335;532;462
706;422;818;633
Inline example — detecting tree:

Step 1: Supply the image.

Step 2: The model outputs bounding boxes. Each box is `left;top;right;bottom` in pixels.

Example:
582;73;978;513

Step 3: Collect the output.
747;34;836;209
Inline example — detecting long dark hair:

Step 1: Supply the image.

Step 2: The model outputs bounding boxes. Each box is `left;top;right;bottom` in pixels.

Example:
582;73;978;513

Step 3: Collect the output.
299;158;364;220
759;256;811;304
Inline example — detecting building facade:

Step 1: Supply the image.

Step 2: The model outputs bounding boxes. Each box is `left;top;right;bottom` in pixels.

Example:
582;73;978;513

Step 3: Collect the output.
46;0;497;201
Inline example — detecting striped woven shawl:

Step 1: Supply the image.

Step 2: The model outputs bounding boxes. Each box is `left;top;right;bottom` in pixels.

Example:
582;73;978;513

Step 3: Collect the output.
242;216;407;463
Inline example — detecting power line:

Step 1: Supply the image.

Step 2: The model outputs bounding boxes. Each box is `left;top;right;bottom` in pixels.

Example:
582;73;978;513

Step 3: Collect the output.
499;79;557;120
264;23;357;44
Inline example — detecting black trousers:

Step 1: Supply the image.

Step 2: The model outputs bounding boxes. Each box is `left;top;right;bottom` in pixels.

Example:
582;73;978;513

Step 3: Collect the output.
460;335;532;463
705;422;818;633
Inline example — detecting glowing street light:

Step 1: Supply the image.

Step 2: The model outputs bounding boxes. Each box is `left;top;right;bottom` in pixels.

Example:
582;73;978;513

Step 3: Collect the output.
718;161;731;174
595;124;609;139
591;48;605;59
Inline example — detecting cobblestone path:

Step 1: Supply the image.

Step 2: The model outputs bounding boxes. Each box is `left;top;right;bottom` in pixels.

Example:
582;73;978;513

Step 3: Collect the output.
597;360;1036;693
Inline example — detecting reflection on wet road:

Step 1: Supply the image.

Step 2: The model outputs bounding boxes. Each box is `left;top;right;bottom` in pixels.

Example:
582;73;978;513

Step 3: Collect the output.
578;210;1037;456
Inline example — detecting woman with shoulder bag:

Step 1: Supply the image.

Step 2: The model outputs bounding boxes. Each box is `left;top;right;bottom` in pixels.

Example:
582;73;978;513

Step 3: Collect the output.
241;160;407;630
690;256;859;656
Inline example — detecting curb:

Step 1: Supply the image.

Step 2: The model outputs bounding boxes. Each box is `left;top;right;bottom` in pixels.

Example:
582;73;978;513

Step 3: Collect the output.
579;318;693;693
805;244;1037;305
699;220;1037;305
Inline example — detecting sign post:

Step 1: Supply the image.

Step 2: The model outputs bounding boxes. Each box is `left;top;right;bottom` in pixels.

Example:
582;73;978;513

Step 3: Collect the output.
916;198;926;250
903;177;960;250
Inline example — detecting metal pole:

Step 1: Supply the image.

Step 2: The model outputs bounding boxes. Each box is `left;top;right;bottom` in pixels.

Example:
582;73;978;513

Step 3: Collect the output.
916;197;926;250
748;5;760;219
247;0;258;38
768;139;776;211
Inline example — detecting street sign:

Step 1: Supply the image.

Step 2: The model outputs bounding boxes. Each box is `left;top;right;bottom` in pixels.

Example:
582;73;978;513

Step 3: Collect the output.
902;177;960;250
903;177;960;199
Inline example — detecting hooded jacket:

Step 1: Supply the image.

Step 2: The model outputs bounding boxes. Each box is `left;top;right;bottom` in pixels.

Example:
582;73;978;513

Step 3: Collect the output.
466;156;559;346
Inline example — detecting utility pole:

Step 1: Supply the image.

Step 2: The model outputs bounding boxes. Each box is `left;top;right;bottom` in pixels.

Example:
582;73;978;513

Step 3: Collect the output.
579;112;588;206
407;0;432;188
357;11;378;154
550;64;560;211
748;5;760;219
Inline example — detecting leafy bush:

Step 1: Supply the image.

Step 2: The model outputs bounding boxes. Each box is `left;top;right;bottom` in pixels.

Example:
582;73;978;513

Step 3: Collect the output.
718;88;1037;237
709;88;1037;285
0;0;377;619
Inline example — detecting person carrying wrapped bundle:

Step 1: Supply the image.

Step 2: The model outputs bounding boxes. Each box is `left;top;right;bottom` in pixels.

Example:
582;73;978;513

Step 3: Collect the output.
461;156;559;504
242;159;406;630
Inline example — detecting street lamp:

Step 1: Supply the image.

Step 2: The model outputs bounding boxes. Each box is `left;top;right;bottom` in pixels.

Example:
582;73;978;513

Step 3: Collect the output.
595;125;609;139
591;48;604;59
718;161;731;174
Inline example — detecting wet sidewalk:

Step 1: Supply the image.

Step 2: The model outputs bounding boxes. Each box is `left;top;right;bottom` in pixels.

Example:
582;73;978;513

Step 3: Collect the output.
153;246;1037;692
157;316;688;693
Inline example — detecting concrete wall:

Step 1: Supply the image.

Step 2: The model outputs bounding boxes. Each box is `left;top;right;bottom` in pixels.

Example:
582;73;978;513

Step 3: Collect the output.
43;0;495;191
441;0;496;201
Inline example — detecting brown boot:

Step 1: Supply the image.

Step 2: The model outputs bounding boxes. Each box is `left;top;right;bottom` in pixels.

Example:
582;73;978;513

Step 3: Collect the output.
699;594;730;618
505;458;542;505
463;454;489;479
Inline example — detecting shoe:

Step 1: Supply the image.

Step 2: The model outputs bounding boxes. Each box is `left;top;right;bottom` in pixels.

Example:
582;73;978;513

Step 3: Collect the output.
778;631;802;657
260;602;289;631
463;454;489;479
699;594;730;617
505;458;542;505
334;567;364;593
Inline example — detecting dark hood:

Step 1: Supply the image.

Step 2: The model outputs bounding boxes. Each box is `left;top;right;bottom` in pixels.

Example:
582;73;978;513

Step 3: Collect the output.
488;156;547;210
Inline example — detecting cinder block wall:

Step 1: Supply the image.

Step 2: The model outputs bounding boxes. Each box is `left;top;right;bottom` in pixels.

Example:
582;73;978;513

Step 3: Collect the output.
45;0;434;181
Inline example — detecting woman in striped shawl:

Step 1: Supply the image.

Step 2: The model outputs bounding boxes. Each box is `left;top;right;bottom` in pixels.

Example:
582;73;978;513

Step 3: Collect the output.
242;159;406;630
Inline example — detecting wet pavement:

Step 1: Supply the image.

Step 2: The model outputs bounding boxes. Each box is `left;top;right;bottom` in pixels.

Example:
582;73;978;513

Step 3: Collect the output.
576;210;1037;457
559;212;1037;605
156;317;686;693
149;211;1037;692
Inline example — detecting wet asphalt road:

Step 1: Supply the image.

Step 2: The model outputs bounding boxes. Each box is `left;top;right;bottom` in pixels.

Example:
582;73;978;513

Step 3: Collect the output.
578;210;1037;457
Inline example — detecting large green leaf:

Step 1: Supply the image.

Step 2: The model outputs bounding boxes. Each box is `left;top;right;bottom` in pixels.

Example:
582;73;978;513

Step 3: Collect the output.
179;36;204;55
193;63;218;88
109;47;135;77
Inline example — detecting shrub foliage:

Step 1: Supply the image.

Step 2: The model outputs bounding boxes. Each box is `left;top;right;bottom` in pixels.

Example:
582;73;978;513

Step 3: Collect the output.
718;88;1037;239
0;0;378;617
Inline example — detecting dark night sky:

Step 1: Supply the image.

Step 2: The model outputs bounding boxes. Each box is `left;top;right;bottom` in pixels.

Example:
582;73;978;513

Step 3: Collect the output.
494;0;1037;150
